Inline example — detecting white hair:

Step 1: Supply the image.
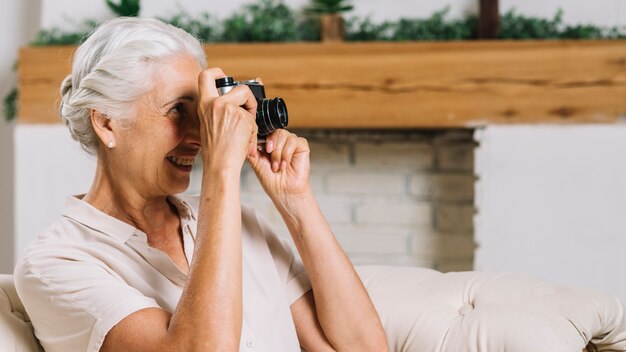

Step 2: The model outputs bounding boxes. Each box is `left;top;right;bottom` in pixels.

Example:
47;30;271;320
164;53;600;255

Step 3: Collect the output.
60;17;207;155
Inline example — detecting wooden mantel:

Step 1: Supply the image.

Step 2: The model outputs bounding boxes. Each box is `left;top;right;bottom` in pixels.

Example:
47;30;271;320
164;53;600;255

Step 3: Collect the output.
18;40;626;128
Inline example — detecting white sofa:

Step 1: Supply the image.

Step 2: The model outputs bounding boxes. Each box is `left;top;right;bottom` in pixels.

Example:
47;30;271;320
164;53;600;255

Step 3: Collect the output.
2;266;625;351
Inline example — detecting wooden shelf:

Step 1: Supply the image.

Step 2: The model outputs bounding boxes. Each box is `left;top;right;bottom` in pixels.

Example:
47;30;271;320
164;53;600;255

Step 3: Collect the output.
18;40;626;127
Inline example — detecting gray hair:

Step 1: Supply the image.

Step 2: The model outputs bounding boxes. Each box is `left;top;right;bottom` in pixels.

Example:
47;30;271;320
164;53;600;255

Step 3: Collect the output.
60;17;207;155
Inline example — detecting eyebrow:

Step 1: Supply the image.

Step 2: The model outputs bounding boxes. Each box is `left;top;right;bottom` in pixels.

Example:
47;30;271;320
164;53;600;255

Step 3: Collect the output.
162;95;195;108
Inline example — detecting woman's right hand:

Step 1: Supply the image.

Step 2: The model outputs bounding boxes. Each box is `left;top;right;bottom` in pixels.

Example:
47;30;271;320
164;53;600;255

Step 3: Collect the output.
197;68;258;174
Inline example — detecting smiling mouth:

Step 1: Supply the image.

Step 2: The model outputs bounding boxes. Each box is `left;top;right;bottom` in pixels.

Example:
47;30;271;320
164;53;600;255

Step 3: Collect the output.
166;156;196;169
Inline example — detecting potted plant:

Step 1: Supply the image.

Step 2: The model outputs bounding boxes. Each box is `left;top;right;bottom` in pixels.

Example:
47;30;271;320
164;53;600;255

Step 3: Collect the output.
306;0;353;42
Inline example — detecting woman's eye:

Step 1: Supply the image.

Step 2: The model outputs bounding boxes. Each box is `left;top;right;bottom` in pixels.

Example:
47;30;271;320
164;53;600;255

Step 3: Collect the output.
170;103;184;115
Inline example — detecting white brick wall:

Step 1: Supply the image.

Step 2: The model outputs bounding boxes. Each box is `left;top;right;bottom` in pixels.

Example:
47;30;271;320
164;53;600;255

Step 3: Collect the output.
327;173;406;195
189;129;476;272
354;143;433;169
355;200;432;226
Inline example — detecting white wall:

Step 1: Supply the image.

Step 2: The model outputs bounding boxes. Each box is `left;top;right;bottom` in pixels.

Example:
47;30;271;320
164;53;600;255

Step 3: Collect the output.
14;126;96;257
500;0;625;27
475;125;626;304
0;0;41;274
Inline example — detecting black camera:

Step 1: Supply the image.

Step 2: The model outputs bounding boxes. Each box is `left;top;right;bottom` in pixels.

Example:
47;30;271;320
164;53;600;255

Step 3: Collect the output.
215;77;288;136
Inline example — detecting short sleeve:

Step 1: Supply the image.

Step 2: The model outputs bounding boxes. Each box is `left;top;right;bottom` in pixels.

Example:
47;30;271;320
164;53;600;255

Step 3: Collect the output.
14;251;160;352
250;210;312;305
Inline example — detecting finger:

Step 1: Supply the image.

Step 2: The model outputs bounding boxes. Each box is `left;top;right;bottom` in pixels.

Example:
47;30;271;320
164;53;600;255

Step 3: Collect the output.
270;130;288;172
280;134;298;170
198;67;227;101
217;85;258;117
255;77;264;85
241;106;258;134
247;128;258;158
297;136;310;153
265;133;275;153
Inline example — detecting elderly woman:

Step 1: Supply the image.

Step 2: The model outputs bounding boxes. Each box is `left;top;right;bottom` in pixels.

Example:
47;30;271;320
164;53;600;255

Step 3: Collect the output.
14;17;387;352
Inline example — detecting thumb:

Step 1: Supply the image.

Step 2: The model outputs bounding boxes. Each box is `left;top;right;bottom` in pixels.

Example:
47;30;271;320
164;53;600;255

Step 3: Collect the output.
198;67;228;102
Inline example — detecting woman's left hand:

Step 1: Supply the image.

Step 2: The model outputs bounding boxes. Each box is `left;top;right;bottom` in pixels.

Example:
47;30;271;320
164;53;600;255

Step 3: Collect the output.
247;128;311;202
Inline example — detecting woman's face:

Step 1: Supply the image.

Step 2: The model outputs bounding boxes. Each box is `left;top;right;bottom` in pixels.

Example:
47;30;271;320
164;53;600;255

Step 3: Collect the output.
111;54;203;198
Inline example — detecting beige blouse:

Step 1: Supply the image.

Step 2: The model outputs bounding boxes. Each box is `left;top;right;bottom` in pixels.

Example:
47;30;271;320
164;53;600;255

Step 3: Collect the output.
14;195;311;352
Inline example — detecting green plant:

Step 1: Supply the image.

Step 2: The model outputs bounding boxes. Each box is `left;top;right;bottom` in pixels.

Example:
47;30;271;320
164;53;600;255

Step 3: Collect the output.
3;87;17;122
31;20;98;46
499;8;625;39
160;12;218;42
390;8;477;41
30;0;142;46
306;0;353;14
606;27;626;39
295;13;321;41
221;0;299;42
559;24;604;39
560;24;625;39
346;7;623;42
346;7;477;41
3;62;18;122
345;17;393;41
106;0;140;17
500;8;563;39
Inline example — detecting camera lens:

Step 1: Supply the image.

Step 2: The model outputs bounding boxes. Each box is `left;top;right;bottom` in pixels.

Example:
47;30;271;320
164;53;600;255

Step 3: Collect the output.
257;97;288;136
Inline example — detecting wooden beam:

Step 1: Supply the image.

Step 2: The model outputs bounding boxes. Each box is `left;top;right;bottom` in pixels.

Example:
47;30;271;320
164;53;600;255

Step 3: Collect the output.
18;41;626;127
479;0;500;39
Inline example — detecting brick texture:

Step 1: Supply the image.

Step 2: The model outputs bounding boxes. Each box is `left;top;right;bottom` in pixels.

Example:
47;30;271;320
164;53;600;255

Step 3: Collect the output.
187;130;476;272
408;174;475;201
435;204;475;233
327;173;406;195
354;142;433;169
355;201;432;227
439;144;474;171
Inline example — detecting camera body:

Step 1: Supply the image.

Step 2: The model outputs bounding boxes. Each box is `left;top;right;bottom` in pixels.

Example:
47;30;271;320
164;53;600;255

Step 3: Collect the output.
215;77;288;136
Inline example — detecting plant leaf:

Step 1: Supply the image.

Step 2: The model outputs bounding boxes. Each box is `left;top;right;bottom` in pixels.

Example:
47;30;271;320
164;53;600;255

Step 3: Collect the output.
105;0;140;17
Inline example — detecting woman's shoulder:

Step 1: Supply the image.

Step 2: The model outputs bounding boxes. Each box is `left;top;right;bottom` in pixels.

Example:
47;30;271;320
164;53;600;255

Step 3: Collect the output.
21;216;87;252
14;217;91;283
14;206;134;283
17;216;101;261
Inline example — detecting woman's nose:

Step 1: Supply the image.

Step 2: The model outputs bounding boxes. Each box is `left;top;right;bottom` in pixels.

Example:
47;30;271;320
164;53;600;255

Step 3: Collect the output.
182;108;201;144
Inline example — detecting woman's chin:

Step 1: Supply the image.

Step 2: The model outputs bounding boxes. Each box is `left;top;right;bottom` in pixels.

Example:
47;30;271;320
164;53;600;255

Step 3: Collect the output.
164;178;191;195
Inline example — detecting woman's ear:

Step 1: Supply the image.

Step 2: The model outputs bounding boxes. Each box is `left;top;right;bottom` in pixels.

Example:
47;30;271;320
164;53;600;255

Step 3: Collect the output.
90;109;116;148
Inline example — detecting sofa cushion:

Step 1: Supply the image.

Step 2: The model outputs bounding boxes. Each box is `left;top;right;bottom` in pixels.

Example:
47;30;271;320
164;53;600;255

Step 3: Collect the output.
356;266;626;352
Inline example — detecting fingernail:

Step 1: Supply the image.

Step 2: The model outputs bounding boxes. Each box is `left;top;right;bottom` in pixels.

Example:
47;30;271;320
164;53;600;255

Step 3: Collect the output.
266;140;273;153
272;161;278;172
280;160;287;170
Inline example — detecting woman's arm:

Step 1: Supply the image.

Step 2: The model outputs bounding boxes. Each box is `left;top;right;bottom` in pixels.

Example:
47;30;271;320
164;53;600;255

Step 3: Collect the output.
102;171;243;352
248;130;388;351
278;189;388;352
101;67;258;352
